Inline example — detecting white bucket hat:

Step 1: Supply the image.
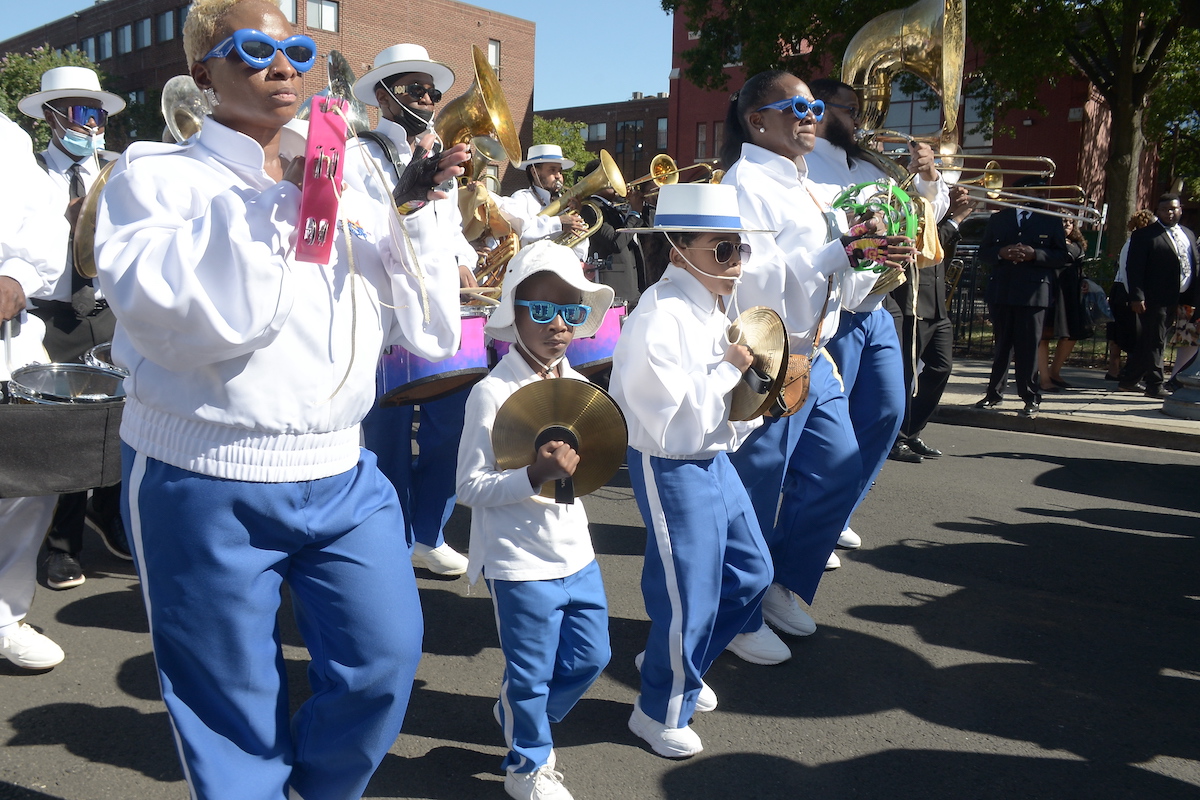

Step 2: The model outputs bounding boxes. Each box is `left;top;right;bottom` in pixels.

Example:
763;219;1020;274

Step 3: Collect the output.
485;241;614;343
353;44;455;107
18;66;126;119
620;183;772;234
518;144;575;170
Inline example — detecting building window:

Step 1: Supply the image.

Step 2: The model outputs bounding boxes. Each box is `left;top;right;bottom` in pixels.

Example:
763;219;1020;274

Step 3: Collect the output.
80;37;96;60
307;0;337;31
97;30;113;60
157;10;175;41
657;117;667;150
179;3;190;32
696;122;707;159
117;24;133;55
128;89;146;105
585;122;607;143
136;18;152;49
712;122;723;159
278;0;296;22
487;39;501;78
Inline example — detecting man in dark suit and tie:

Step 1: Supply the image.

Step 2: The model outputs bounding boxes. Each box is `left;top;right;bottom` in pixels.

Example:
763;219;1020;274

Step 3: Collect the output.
975;181;1072;418
1118;193;1199;398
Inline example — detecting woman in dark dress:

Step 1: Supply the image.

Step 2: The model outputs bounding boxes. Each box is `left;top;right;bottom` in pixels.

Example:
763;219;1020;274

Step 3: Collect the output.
1038;216;1090;390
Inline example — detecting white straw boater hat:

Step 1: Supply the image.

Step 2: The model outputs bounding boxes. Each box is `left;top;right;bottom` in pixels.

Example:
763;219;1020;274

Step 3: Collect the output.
620;183;773;234
353;44;455;107
18;66;126;118
485;241;614;343
518;144;575;170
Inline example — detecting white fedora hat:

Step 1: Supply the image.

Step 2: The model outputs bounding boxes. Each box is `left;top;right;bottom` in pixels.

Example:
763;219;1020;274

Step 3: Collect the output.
353;44;455;107
485;241;614;343
518;143;575;170
18;66;126;119
620;183;773;234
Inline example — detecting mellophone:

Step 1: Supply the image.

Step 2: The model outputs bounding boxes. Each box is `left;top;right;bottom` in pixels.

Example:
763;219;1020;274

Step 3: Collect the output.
375;301;629;406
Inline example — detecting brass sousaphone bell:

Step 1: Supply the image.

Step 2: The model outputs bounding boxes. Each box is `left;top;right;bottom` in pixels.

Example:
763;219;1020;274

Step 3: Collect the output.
492;379;628;504
727;306;789;422
435;45;523;168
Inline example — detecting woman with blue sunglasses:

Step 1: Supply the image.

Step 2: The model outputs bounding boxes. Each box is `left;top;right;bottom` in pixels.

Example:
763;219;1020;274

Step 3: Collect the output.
91;1;469;799
718;70;914;666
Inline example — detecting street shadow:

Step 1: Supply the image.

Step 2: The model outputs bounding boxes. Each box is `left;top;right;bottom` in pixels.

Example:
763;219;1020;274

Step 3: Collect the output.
659;751;1200;800
54;582;148;634
0;782;74;800
590;521;648;557
413;585;497;658
366;745;502;799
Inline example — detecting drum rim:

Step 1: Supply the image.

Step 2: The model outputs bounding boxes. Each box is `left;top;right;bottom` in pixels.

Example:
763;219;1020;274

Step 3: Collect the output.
9;362;127;403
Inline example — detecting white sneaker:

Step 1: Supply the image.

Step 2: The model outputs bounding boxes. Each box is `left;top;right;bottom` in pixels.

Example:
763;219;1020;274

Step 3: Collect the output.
837;527;862;549
826;551;841;570
412;542;468;576
724;623;791;665
628;700;703;758
0;623;65;669
633;651;717;712
761;583;817;637
504;764;573;800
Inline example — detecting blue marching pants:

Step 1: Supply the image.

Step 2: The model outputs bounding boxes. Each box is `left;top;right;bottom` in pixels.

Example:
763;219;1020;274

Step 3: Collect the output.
772;350;863;604
628;449;772;728
121;445;423;800
824;307;905;526
489;560;609;774
362;388;469;549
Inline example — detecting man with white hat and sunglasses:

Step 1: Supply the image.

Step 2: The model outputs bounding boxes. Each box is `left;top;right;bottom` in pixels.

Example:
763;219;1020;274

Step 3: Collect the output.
19;65;130;589
347;44;477;576
500;144;590;262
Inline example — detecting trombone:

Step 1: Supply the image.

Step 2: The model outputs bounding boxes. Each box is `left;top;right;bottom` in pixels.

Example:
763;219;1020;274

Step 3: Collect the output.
626;154;717;193
957;183;1103;225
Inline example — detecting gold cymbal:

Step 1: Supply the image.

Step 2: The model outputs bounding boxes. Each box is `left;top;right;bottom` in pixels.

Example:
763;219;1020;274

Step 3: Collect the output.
492;378;628;500
73;159;117;280
727;306;789;421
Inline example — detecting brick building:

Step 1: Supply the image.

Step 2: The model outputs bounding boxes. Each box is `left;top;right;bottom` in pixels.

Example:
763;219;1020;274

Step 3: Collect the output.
0;0;536;188
539;93;670;185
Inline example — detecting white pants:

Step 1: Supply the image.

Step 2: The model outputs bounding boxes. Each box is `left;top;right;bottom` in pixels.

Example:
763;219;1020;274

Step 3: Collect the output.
0;495;57;629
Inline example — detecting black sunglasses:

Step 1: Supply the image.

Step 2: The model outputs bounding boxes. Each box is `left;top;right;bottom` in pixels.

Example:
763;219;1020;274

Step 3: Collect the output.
393;82;441;103
691;241;752;264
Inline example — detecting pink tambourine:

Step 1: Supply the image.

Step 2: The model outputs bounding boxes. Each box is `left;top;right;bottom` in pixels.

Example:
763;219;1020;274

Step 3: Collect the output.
295;97;349;264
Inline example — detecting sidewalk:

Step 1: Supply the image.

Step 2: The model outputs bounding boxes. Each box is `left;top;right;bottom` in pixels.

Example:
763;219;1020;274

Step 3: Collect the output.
932;358;1200;453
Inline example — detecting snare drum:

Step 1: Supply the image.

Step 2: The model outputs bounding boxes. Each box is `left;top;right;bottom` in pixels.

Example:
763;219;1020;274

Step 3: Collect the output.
84;342;129;377
8;363;126;404
377;309;490;406
488;303;628;378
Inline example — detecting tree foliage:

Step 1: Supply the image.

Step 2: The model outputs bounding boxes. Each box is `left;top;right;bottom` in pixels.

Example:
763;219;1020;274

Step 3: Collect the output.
532;115;590;187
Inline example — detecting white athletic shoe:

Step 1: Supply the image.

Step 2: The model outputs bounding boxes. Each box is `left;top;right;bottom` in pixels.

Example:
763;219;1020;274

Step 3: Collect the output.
412;542;468;576
628;700;703;758
505;764;573;800
724;623;791;665
761;583;817;636
0;623;65;669
633;651;717;712
837;527;862;549
826;551;841;570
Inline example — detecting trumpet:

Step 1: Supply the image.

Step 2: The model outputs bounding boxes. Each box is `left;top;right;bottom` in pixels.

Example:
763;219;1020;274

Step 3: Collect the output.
627;154;716;190
540;150;625;218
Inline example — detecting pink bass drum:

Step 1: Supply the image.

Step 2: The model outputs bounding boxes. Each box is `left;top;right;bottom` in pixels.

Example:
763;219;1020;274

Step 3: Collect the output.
377;309;490;406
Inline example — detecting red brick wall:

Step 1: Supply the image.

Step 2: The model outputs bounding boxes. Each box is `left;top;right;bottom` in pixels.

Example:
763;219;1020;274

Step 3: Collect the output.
539;96;670;184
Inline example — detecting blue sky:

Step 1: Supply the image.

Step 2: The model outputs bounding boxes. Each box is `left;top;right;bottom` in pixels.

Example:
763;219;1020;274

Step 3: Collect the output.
0;0;675;110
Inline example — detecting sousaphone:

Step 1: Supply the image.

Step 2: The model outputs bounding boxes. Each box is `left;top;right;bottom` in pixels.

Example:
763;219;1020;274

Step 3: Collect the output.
492;379;628;504
435;45;522;168
160;74;211;143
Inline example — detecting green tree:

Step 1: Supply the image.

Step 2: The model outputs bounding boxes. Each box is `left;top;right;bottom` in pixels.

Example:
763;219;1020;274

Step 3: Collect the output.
532;115;590;186
0;46;113;150
665;0;1198;254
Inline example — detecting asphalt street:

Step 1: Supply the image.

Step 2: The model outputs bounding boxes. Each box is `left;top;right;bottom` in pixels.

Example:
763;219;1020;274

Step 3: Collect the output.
2;423;1199;800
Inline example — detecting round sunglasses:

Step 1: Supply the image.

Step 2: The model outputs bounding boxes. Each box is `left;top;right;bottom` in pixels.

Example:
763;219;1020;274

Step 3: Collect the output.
823;101;862;122
391;82;442;104
756;96;825;122
689;241;752;264
514;300;592;326
201;28;317;73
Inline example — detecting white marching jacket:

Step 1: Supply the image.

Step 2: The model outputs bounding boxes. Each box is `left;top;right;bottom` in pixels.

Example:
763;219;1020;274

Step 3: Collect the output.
499;186;590;262
94;119;460;483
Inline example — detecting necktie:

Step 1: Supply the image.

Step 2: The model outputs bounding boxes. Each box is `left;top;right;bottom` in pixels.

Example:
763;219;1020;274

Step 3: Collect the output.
1018;209;1029;226
1169;225;1193;290
68;162;97;318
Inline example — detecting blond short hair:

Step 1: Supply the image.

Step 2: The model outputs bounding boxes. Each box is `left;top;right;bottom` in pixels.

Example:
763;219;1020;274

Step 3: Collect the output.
183;0;287;66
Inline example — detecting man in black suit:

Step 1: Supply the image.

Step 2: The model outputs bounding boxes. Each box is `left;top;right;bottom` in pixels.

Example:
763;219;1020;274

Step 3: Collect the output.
976;183;1072;418
1118;193;1199;398
887;186;976;460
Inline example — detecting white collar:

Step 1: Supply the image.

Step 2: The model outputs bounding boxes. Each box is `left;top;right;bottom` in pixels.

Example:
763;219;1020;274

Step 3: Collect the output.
195;118;277;185
375;117;415;160
662;264;727;318
42;142;98;176
739;142;810;188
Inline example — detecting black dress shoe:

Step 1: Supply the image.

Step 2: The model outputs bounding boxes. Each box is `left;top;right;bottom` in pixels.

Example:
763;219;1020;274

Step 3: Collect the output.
46;552;85;590
1019;401;1040;419
1116;383;1143;394
1103;372;1120;382
906;437;942;458
86;509;133;561
888;441;924;463
974;396;1003;409
1145;385;1172;399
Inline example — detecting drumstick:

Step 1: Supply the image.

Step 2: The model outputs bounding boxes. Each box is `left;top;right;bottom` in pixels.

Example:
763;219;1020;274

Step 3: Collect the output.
460;287;501;305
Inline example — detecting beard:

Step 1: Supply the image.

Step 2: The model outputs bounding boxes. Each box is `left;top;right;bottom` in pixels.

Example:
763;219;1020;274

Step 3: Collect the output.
824;115;861;159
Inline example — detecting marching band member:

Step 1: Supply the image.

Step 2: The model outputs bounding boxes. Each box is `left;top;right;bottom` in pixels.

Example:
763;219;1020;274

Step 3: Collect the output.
0;111;69;671
20;65;131;587
347;43;477;576
93;1;466;797
719;71;910;663
610;183;771;758
456;242;613;800
804;78;949;551
500;144;590;261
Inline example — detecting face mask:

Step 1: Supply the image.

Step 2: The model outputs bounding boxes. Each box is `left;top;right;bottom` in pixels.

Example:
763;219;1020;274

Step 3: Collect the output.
59;126;105;158
385;85;434;137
